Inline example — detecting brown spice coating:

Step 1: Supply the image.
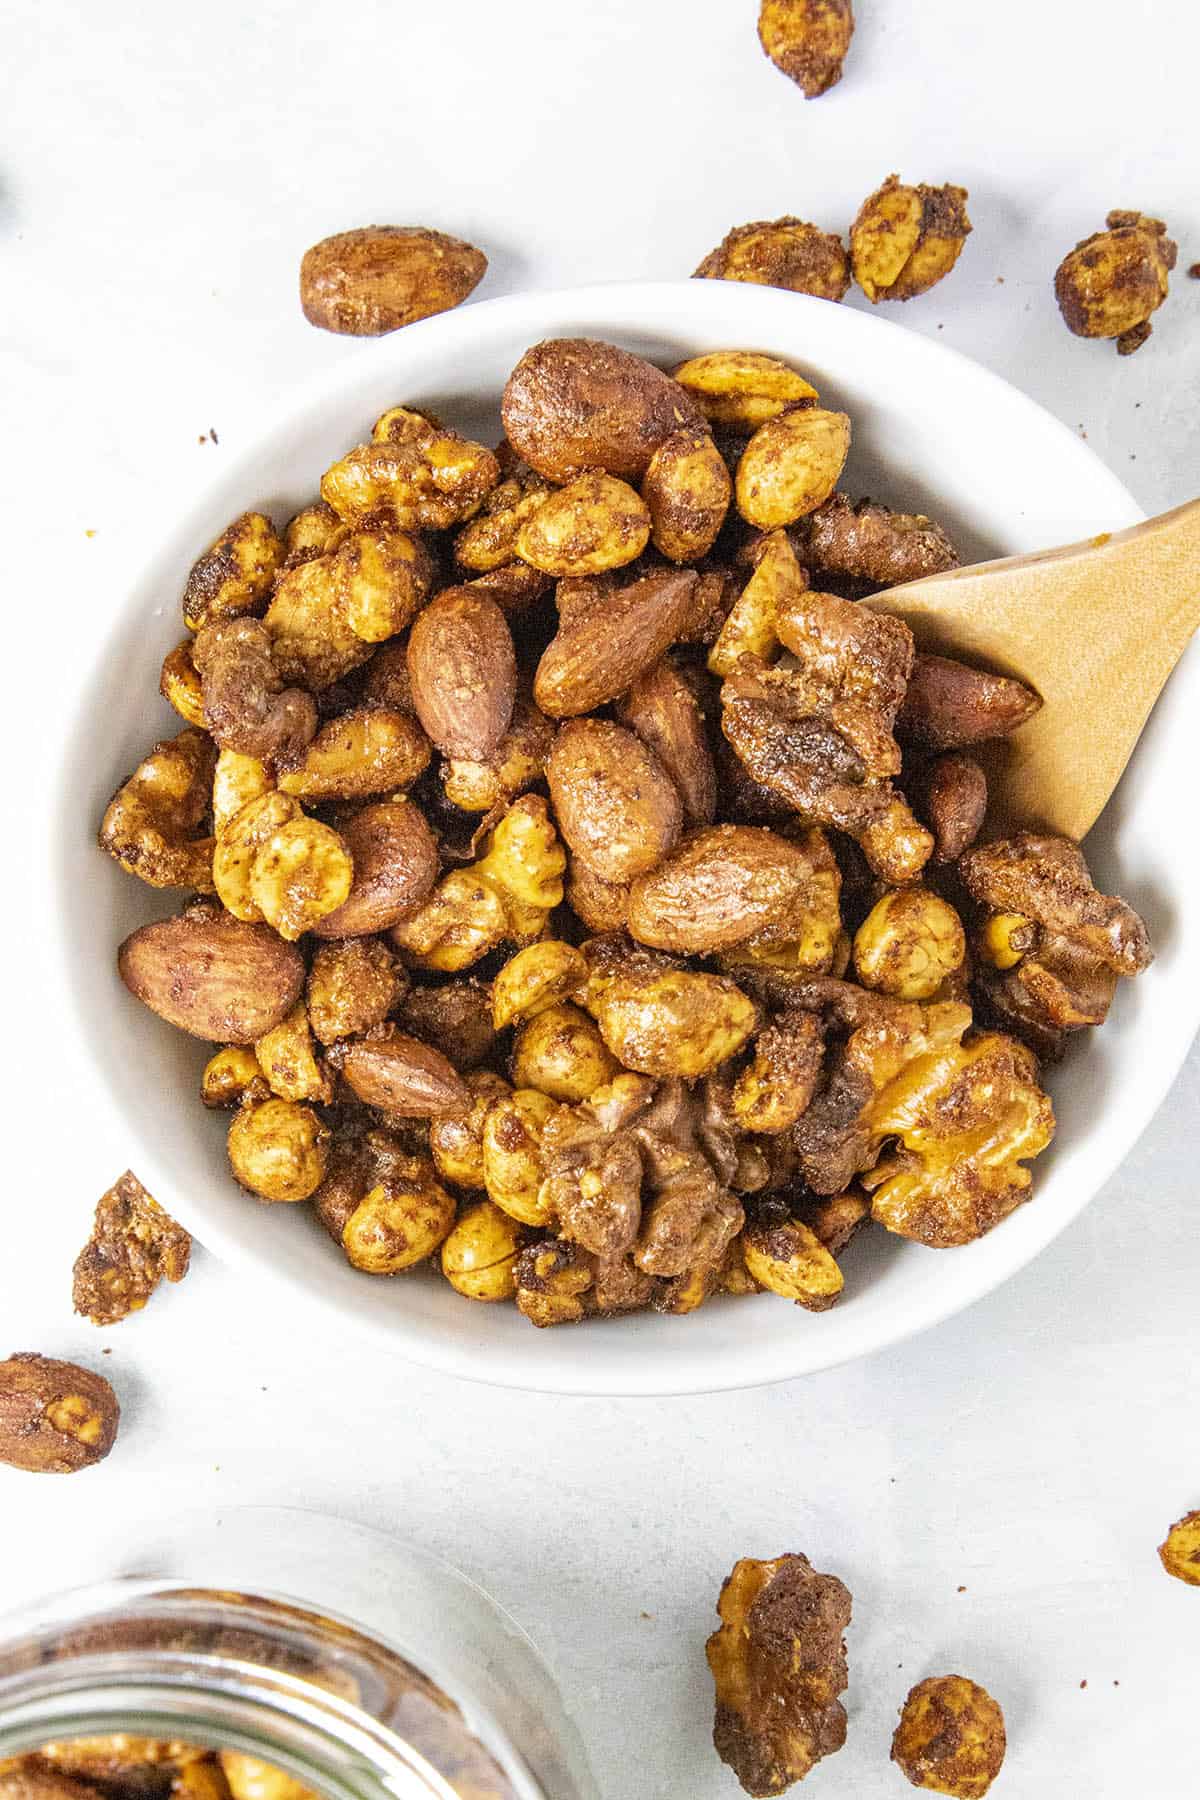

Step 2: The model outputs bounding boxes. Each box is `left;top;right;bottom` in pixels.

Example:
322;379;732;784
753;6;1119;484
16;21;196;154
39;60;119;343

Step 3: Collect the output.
547;719;682;884
897;653;1041;749
641;429;732;563
851;175;972;303
891;1675;1006;1798
193;618;318;766
309;801;438;937
501;338;703;482
0;1354;120;1473
398;979;497;1071
794;492;959;588
616;657;717;826
707;1552;852;1795
535;568;699;717
300;226;486;336
118;902;305;1043
406;587;517;761
72;1171;191;1326
757;0;855;98
695;217;850;301
306;937;405;1044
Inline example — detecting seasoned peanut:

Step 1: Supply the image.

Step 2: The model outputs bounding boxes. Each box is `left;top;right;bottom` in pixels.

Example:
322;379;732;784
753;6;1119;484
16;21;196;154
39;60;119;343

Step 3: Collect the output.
249;814;352;940
212;748;272;833
300;225;486;336
492;940;587;1030
202;1045;269;1108
641;428;731;562
227;1097;329;1202
735;405;851;528
442;697;554;813
277;709;431;801
672;350;818;431
182;512;284;632
1055;211;1176;354
515;471;650;575
851;174;972;303
482;1088;558;1225
707;527;802;676
265;555;374;690
254;1003;331;1104
891;1676;1006;1798
430;1070;511;1188
454;460;552;569
441;1200;524;1301
328;525;434;641
743;1216;844;1309
510;1001;620;1102
695;216;850;301
341;1166;456;1274
757;0;855;97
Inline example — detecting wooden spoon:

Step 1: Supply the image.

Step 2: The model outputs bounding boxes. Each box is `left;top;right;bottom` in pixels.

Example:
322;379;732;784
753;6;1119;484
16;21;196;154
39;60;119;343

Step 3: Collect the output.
868;496;1200;840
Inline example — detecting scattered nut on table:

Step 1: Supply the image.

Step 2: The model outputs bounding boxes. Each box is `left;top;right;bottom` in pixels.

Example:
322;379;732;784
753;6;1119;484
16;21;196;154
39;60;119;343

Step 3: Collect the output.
72;1171;191;1326
300;225;487;336
1054;210;1177;354
891;1675;1006;1798
0;1353;120;1473
1158;1509;1200;1585
757;0;855;98
850;173;972;302
707;1552;852;1794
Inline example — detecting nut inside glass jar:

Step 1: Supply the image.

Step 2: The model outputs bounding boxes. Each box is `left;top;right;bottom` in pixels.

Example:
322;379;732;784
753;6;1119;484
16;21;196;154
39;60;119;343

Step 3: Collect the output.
0;1511;598;1800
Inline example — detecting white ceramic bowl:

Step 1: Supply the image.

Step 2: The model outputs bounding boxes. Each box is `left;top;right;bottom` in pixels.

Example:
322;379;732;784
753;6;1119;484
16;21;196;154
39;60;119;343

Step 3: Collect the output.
57;281;1200;1395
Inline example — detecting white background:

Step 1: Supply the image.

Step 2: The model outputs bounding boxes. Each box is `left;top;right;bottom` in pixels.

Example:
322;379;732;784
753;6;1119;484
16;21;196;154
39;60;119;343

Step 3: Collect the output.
3;2;1199;1795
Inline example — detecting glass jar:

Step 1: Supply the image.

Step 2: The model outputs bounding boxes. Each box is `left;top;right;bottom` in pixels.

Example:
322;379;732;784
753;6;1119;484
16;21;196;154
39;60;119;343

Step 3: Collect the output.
0;1509;599;1800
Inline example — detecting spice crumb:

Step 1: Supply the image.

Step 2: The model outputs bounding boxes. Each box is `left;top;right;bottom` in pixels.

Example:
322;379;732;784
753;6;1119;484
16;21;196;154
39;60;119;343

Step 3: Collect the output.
210;428;220;444
1080;1679;1088;1689
957;1585;967;1593
996;275;1005;284
101;1347;112;1355
640;1610;654;1620
85;528;97;538
1188;262;1200;279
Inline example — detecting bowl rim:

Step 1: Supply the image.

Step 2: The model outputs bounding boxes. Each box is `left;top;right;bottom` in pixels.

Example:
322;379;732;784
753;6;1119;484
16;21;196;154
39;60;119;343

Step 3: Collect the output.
56;278;1197;1396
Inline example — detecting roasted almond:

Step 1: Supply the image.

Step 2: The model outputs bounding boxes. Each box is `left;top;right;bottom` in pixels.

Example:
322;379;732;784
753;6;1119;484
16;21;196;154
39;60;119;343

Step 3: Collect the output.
0;1353;120;1474
407;587;518;760
534;568;698;718
335;1026;470;1117
896;653;1042;749
626;824;832;953
501;338;704;482
118;903;305;1042
310;800;439;938
616;658;717;826
300;225;487;336
546;719;682;884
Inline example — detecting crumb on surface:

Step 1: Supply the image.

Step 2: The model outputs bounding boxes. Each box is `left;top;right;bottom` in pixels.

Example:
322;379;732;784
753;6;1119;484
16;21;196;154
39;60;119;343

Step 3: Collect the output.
1188;262;1200;278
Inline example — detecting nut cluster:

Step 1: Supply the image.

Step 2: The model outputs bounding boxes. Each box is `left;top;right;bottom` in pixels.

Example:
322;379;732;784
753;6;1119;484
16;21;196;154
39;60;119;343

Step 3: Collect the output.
103;336;1152;1330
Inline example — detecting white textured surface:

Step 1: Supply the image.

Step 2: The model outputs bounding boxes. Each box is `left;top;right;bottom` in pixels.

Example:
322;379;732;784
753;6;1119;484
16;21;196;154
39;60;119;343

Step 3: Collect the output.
2;1;1199;1795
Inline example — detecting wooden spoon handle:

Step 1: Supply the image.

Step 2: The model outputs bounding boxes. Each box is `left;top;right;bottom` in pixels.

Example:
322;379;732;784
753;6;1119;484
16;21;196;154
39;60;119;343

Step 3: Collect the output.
873;497;1200;840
